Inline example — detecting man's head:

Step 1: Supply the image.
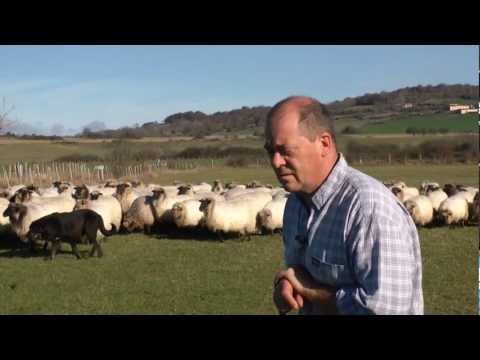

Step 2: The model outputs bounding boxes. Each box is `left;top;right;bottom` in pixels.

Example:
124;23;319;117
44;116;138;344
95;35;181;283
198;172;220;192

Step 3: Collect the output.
264;96;337;194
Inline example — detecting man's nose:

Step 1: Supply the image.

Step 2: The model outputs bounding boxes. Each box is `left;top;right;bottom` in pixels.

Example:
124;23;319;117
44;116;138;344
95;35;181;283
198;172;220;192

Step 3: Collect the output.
271;152;286;169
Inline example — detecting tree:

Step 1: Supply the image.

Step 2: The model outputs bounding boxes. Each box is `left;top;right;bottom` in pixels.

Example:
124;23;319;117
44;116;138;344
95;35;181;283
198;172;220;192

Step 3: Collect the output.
405;127;417;135
0;97;16;134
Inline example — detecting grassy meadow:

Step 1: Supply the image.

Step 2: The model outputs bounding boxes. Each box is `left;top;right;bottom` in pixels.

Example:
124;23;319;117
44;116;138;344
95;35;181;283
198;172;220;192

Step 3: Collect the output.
0;136;478;315
360;113;477;134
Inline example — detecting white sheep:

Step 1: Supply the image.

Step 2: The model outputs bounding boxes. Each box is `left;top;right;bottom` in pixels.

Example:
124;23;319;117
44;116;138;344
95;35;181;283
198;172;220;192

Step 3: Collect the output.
171;199;205;229
256;197;288;234
420;181;441;195
3;200;75;242
150;188;193;224
438;195;469;226
114;183;143;215
403;195;434;227
391;186;419;203
223;187;273;201
0;198;10;226
426;189;448;213
198;192;272;238
191;182;212;193
122;194;158;233
74;193;122;240
472;192;480;223
212;180;224;193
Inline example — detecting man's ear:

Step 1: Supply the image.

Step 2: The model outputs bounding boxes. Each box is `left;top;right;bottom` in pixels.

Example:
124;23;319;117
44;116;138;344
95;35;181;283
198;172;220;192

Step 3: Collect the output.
316;132;333;157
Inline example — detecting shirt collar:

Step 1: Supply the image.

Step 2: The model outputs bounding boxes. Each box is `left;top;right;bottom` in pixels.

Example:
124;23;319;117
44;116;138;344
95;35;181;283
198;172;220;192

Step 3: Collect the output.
309;152;348;210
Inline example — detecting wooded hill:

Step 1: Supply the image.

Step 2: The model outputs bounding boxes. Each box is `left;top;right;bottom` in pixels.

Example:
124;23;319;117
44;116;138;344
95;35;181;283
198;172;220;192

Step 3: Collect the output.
80;84;478;139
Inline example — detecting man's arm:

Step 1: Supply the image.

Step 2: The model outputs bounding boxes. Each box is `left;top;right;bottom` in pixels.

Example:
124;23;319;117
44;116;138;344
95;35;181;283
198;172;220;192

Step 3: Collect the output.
335;200;421;315
276;266;338;314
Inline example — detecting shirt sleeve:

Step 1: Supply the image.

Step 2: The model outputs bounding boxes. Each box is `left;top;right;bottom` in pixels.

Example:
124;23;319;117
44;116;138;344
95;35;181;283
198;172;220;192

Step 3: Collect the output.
335;197;419;315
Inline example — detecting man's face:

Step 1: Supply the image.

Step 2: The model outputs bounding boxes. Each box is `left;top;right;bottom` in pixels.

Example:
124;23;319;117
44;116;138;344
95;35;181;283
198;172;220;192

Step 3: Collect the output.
265;110;322;193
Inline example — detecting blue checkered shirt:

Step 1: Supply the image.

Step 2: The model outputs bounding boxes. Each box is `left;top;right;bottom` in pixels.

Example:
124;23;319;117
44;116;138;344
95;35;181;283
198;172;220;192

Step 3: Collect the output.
282;153;424;315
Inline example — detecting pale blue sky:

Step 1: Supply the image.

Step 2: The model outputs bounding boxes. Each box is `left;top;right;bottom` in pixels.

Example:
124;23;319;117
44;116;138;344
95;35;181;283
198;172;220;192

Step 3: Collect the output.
0;45;477;135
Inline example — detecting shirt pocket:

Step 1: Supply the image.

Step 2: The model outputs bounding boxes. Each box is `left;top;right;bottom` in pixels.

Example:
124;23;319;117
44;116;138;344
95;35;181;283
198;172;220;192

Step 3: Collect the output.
308;255;345;287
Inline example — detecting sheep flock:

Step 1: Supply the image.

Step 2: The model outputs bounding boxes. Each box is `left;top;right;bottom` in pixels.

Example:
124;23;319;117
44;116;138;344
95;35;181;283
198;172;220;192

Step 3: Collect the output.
0;177;478;259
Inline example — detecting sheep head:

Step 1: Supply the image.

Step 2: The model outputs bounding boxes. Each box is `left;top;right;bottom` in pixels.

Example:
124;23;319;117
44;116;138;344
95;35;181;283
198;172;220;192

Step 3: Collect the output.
3;203;27;224
177;185;193;195
152;188;166;201
72;185;89;200
89;191;103;200
198;198;213;214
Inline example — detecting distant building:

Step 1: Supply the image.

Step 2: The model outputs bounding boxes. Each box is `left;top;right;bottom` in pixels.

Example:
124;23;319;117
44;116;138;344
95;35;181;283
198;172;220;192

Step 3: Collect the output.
460;108;478;114
449;104;471;112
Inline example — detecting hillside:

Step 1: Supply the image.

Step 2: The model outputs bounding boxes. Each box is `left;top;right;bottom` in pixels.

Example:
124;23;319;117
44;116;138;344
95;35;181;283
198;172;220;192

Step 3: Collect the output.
76;83;478;138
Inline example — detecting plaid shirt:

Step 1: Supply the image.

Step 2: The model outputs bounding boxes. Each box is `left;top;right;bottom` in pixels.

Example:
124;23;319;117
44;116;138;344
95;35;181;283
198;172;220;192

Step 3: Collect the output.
283;153;424;315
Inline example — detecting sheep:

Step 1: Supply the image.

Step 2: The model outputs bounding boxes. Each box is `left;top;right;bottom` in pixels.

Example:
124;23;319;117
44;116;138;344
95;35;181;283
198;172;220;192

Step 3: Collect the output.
212;180;224;193
443;184;459;197
256;197;288;234
223;186;273;201
191;182;212;193
121;193;159;233
420;181;441;195
150;188;194;224
171;199;205;229
0;198;10;226
3;200;75;242
9;188;76;214
385;181;406;190
455;188;478;204
438;195;469;227
114;183;143;215
472;191;480;223
403;196;434;227
5;184;26;198
198;192;272;239
391;186;419;203
426;189;448;212
73;191;122;240
272;188;289;200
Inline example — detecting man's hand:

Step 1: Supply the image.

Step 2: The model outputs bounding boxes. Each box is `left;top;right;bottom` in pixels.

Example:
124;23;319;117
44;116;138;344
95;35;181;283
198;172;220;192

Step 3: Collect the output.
273;274;304;315
275;266;338;314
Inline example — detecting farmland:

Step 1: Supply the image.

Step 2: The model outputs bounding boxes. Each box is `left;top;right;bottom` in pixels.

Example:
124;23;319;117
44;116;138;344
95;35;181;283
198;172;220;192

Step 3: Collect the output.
359;113;478;134
0;136;478;315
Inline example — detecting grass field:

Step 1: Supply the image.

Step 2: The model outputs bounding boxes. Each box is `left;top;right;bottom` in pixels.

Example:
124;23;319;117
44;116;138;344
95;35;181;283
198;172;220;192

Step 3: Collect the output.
0;161;478;315
360;113;478;134
0;225;477;315
1;133;477;167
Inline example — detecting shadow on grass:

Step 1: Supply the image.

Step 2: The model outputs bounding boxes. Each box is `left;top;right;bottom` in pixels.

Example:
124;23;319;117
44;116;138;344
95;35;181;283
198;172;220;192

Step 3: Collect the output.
144;223;266;243
0;226;93;260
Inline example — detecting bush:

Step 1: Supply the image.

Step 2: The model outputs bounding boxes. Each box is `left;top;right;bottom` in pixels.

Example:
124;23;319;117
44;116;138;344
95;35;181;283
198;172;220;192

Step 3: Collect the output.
341;126;361;134
226;157;249;167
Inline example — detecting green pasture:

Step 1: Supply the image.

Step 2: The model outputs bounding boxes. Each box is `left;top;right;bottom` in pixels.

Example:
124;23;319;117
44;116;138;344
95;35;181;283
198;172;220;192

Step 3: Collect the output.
0;161;478;315
0;225;477;315
360;113;477;134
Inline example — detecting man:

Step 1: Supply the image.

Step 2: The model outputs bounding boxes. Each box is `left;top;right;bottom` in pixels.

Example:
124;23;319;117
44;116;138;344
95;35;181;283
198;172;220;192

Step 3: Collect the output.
265;96;423;315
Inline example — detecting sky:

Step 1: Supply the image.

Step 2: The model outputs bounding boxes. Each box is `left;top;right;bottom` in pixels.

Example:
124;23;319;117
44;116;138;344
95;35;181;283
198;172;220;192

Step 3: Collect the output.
0;45;478;135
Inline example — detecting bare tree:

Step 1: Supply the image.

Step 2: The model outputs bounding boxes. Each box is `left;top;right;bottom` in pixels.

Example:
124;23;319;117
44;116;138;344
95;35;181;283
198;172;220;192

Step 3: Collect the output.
0;97;16;134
